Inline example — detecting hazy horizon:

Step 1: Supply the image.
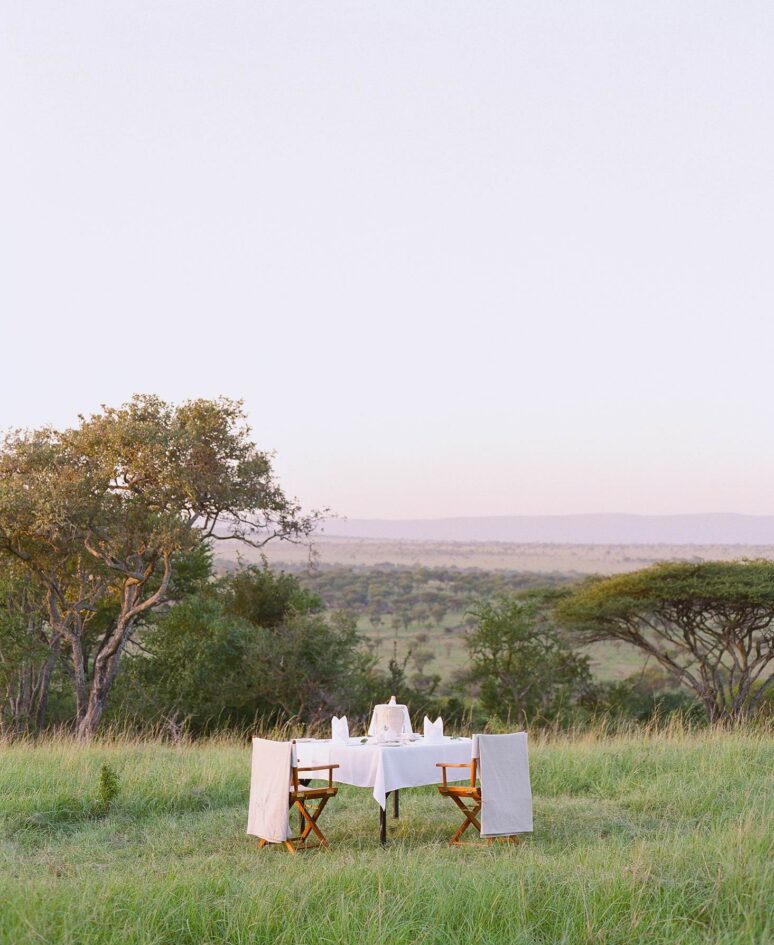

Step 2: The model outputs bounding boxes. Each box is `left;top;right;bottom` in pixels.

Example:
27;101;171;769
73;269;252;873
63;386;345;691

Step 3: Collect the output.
3;2;773;520
315;512;774;545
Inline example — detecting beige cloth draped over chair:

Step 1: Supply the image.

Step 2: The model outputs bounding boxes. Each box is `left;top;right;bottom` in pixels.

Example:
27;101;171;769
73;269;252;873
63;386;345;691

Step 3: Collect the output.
247;737;340;852
436;732;532;844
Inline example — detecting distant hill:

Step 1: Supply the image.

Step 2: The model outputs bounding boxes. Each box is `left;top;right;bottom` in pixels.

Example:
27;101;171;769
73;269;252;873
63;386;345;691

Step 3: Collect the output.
316;514;774;545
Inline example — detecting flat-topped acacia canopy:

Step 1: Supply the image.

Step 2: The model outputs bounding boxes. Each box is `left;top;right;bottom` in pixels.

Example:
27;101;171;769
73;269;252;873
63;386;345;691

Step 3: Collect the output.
556;560;774;721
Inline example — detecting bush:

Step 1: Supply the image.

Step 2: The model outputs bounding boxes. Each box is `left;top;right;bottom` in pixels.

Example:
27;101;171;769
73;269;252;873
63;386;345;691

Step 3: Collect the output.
94;764;120;817
464;593;593;724
117;565;383;732
580;668;701;722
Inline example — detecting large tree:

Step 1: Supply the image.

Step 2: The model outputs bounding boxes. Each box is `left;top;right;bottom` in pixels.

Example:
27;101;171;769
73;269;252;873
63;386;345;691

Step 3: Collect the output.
0;395;316;738
555;561;774;722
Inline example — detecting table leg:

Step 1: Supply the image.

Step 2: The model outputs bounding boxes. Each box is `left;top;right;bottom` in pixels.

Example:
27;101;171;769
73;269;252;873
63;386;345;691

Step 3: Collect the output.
299;778;311;834
380;794;389;845
393;788;400;819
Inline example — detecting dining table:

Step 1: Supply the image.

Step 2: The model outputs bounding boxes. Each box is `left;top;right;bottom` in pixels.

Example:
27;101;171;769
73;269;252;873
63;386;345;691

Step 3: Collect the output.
294;735;473;844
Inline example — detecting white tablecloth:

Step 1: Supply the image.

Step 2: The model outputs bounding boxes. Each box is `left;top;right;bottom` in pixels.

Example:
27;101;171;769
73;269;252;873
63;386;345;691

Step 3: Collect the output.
295;737;473;809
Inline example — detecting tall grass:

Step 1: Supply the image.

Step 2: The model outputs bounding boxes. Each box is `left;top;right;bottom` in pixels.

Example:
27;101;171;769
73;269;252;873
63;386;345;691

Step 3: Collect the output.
1;723;772;945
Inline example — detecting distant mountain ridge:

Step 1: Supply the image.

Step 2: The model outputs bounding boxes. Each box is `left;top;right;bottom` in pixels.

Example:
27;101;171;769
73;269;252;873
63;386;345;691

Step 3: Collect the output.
317;514;774;545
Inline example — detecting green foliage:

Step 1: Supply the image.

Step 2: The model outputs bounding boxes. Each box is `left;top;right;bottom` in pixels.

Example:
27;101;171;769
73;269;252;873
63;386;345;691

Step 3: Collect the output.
581;668;701;721
465;593;593;723
281;564;579;693
289;564;571;623
0;567;58;736
219;563;322;626
120;566;379;731
0;395;316;736
556;560;774;721
0;577;45;687
93;763;120;817
121;595;257;727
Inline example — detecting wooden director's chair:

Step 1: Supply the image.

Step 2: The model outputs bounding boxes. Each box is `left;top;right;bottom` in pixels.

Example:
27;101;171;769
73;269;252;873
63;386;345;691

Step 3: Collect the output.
257;742;339;853
436;748;482;845
437;733;531;846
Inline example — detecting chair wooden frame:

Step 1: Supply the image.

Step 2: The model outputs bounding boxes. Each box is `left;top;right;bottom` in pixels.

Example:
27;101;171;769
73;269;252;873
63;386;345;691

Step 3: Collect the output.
436;758;482;845
257;752;340;853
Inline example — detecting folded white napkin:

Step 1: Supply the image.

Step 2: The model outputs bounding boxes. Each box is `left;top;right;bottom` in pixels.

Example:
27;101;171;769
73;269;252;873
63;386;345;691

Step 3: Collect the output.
424;716;444;743
331;715;349;744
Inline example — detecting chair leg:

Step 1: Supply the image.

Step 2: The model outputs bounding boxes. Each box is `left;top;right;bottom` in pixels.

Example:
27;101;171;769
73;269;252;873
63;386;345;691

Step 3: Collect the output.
293;798;331;848
448;795;482;845
298;797;329;843
257;838;267;849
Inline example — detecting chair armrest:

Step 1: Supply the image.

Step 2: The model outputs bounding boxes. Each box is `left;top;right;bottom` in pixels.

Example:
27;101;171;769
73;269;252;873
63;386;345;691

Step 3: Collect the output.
296;763;340;788
436;760;474;788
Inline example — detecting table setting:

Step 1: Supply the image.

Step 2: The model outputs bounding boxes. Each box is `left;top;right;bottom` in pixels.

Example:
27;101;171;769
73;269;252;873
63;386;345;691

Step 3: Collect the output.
248;695;533;849
293;697;473;842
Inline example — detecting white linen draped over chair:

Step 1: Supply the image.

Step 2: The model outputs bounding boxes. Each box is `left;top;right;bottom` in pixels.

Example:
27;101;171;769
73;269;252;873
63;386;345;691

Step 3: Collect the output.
246;738;293;843
436;732;532;843
247;738;340;852
476;733;533;838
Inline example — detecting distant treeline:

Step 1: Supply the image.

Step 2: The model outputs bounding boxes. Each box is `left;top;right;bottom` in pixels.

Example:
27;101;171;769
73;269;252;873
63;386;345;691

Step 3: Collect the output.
255;563;573;628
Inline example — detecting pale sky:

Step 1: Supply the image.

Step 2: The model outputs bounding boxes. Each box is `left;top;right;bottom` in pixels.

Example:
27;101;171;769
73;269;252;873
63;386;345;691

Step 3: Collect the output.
2;2;773;519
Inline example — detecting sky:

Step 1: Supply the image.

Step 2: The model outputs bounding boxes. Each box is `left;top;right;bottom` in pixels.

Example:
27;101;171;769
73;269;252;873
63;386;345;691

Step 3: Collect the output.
1;2;773;520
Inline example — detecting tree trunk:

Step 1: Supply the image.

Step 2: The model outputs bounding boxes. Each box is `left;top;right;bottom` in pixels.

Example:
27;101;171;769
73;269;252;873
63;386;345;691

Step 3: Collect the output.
75;556;171;740
70;636;88;725
76;684;108;739
2;642;60;738
75;623;131;740
34;637;61;733
4;666;34;737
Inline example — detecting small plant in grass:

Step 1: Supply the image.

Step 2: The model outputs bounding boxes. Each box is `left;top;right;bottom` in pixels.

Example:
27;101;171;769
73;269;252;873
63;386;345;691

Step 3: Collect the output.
93;763;120;817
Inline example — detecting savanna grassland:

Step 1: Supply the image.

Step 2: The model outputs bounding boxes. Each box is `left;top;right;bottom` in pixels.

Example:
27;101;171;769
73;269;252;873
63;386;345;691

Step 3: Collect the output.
2;725;772;945
232;540;774;684
224;560;649;684
249;536;774;576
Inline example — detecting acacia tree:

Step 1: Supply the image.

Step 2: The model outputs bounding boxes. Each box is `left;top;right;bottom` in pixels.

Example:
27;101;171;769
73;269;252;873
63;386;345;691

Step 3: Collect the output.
555;561;774;722
0;395;317;738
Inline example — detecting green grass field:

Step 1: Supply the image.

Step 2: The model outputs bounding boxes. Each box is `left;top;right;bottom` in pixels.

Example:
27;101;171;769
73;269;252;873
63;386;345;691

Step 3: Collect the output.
1;725;772;945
